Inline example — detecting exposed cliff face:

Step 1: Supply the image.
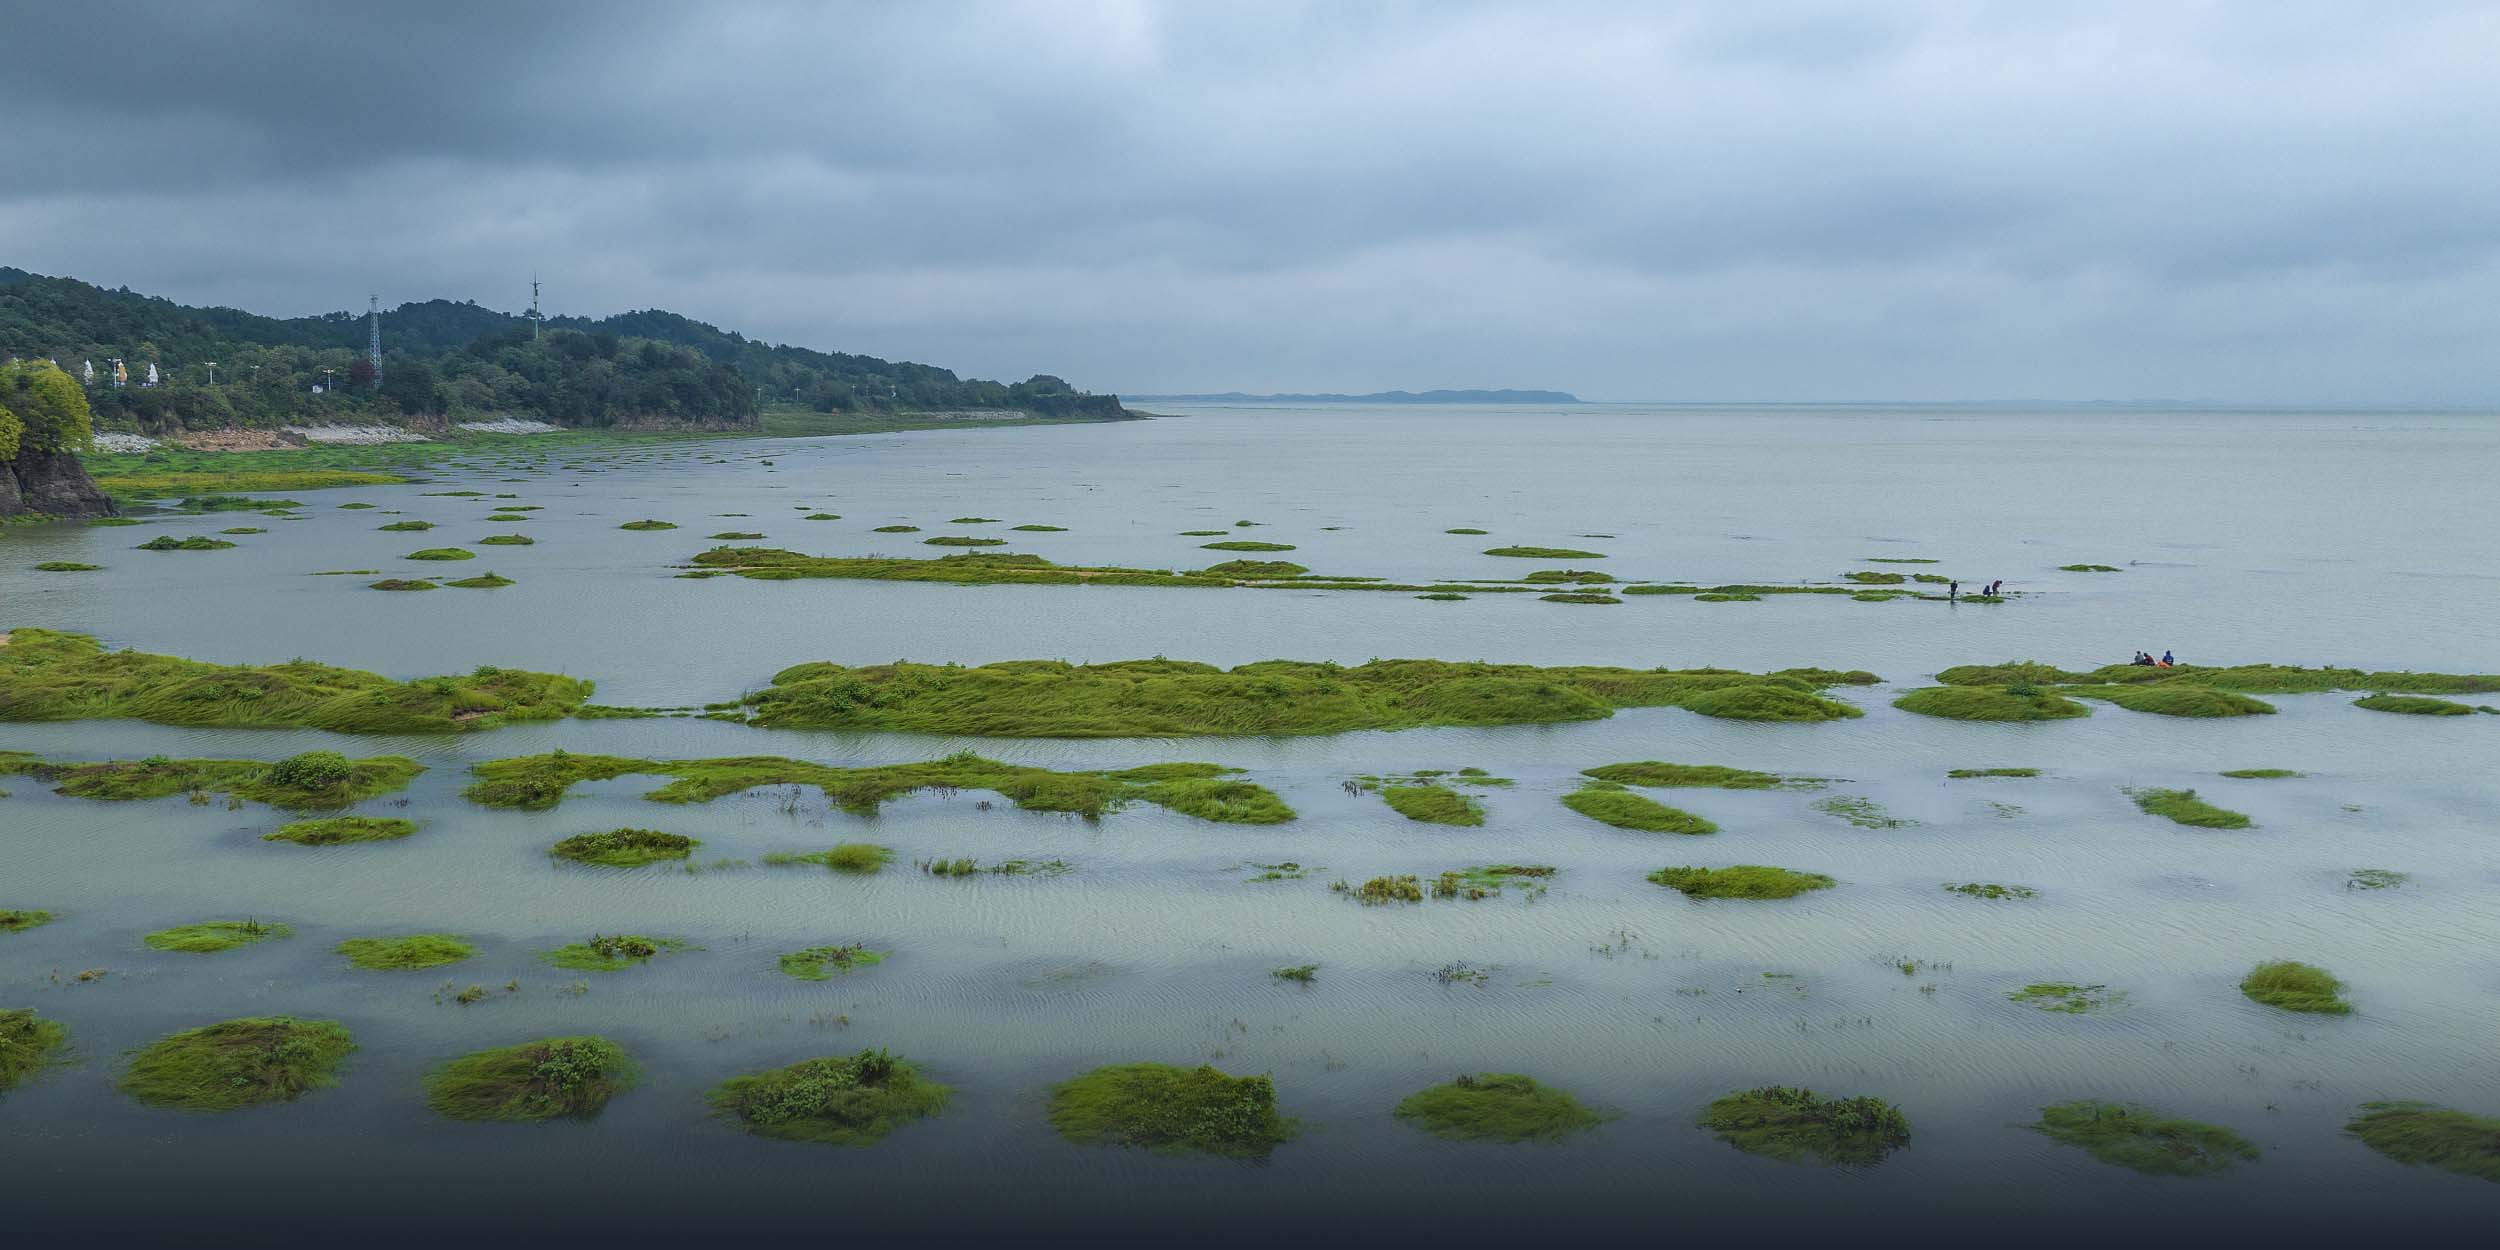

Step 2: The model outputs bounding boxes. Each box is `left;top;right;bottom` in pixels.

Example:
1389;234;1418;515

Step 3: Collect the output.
2;449;118;518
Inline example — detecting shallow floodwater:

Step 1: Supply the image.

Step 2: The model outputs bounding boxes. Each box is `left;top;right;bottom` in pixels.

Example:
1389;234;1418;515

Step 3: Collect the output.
3;404;2496;1239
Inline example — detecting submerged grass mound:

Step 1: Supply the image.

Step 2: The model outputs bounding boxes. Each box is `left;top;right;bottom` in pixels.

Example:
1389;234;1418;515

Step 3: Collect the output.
2;908;57;933
1814;795;1911;829
369;578;437;591
2070;684;2276;717
135;534;236;551
549;827;698;867
779;944;887;980
464;753;1295;823
1433;864;1555;900
2;1008;71;1092
263;815;417;845
1948;767;2039;778
709;531;765;540
403;547;475;561
1584;761;1784;789
1563;784;1716;834
2345;1102;2500;1184
2032;1101;2258;1176
1944;882;2038;899
1539;592;1620;604
1335;875;1425;905
2221;768;2302;779
708;1049;951;1145
120;1016;354;1112
6;749;424;810
1395;1073;1604;1143
1200;540;1296;552
1938;659;2500;696
2353;693;2475;716
2240;960;2350;1014
0;629;591;733
426;1036;636;1121
336;934;476;970
1198;559;1307;578
923;535;1006;547
768;842;895;874
2010;983;2123;1013
1649;865;1832;899
34;561;103;571
2131;788;2252;829
1382;784;1485;826
1522;569;1615;583
376;520;434;532
1894;685;2091;721
727;656;1874;735
1484;546;1602;559
540;934;689;973
1699;1086;1910;1166
2060;564;2123;572
1049;1063;1293;1158
144;919;292;954
618;519;677;531
475;534;534;545
444;572;515;589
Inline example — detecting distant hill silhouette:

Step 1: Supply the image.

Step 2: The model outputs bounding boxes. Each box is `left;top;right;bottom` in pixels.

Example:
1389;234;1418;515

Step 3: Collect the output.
1129;388;1579;404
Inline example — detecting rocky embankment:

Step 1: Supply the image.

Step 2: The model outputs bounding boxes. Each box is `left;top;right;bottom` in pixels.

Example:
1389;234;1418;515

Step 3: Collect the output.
1;448;118;519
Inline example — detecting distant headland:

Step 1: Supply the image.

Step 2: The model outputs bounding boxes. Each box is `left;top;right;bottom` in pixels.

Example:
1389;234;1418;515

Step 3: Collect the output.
1128;388;1580;405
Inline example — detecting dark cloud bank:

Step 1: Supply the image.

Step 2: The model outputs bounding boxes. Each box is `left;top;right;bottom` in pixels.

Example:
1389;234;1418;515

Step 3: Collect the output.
4;1;2494;403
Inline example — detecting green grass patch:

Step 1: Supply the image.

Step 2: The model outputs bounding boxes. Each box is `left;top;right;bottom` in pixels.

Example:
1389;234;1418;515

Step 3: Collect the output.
144;918;292;954
1698;1086;1910;1165
2348;868;2407;890
804;513;841;520
1333;875;1424;905
1484;546;1601;558
1814;795;1911;829
136;535;235;551
708;1049;951;1145
368;578;437;591
1938;659;2500;696
425;1036;636;1122
1395;1073;1604;1143
1199;559;1308;578
539;934;690;972
2010;983;2123;1013
2032;1100;2257;1175
0;629;591;732
1894;685;2091;721
2;908;57;933
1432;864;1555;900
548;828;698;867
2130;788;2251;829
4;749;423;810
1445;527;1489;534
475;534;534;545
1582;761;1788;790
2221;768;2302;779
872;524;919;533
2240;960;2349;1014
1199;540;1296;552
923;535;1006;546
335;934;475;970
444;572;515;589
376;520;435;532
1944;881;2038;899
618;519;677;531
1648;865;1833;899
709;531;765;540
403;547;475;561
2069;684;2276;717
1843;571;1906;584
1521;569;1614;583
33;561;103;571
1539;592;1620;604
1;1008;70;1092
1048;1062;1293;1158
119;1016;355;1112
1865;557;1938;563
263;815;416;845
2353;693;2475;715
1272;964;1318;982
1563;784;1716;834
2059;564;2122;572
1416;592;1467;601
2345;1102;2500;1184
1948;767;2039;778
779;944;887;980
1381;784;1484;826
767;842;896;874
948;517;1001;524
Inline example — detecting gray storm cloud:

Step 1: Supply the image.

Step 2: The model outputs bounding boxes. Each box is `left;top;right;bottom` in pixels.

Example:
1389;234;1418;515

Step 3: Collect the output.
2;0;2493;403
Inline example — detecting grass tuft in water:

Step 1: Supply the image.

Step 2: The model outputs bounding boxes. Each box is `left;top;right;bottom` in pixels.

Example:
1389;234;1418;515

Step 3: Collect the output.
136;535;237;551
403;547;476;561
1048;1062;1294;1157
2239;960;2350;1014
119;1016;355;1112
369;578;438;590
1;1008;71;1092
1948;767;2039;778
1894;685;2091;721
2130;788;2251;829
2032;1100;2258;1175
2344;1102;2500;1183
1944;882;2038;900
779;944;887;980
34;561;103;571
425;1036;637;1121
1584;761;1784;789
2059;564;2123;572
263;816;416;845
1698;1086;1910;1165
708;1049;952;1145
1394;1073;1605;1143
617;519;677;531
1814;795;1911;829
376;520;435;531
539;934;689;972
2347;868;2407;890
2009;983;2123;1013
1563;784;1716;834
1332;874;1425;904
444;572;515;589
1272;964;1318;982
335;934;476;970
547;828;698;867
2221;768;2303;779
2;908;58;933
1484;546;1602;559
1381;783;1484;826
766;842;895;874
2353;693;2474;716
143;918;293;954
1648;865;1833;900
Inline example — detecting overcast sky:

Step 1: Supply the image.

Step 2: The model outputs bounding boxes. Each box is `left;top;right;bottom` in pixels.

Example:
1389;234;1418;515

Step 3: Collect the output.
4;1;2494;403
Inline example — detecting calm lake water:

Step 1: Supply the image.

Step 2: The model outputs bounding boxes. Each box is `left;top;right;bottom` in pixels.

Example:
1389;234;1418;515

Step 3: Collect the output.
3;404;2496;1240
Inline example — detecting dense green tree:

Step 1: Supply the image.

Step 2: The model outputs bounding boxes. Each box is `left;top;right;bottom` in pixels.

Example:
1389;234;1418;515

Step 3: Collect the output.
0;360;93;452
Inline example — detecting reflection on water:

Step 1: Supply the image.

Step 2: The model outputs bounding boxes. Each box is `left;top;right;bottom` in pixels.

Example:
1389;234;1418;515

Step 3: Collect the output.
3;406;2496;1237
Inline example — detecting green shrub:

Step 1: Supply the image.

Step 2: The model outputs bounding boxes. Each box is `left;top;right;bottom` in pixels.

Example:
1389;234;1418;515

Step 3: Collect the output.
1048;1063;1293;1157
708;1049;951;1145
2240;960;2349;1014
547;827;698;867
425;1036;636;1121
119;1016;355;1111
1394;1073;1604;1143
1699;1086;1910;1165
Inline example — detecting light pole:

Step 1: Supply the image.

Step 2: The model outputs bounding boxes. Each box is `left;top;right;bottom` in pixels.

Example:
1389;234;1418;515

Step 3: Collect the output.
205;361;218;385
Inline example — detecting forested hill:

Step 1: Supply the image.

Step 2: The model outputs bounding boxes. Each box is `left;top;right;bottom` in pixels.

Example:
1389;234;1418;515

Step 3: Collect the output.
0;267;1126;433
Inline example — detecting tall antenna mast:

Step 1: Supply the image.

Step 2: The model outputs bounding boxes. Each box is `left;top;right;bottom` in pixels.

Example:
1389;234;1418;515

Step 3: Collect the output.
367;294;383;386
530;274;542;341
